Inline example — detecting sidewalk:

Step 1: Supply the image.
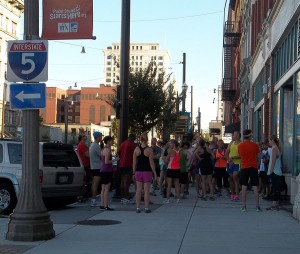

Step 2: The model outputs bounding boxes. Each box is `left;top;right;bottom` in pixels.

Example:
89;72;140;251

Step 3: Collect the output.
1;187;300;254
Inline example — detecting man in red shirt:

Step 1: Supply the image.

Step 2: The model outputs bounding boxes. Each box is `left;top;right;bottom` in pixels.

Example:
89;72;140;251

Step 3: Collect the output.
117;133;136;203
238;129;261;212
77;133;90;197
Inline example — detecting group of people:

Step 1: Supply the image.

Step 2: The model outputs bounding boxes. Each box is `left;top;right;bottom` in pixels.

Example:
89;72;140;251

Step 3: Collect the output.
77;128;284;213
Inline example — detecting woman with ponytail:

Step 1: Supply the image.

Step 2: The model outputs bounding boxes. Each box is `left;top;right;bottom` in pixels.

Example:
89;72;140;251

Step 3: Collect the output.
266;135;282;211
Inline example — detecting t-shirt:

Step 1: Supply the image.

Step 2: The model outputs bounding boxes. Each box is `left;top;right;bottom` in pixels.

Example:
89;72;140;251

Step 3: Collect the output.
152;146;161;169
117;139;136;168
238;141;260;169
77;141;90;168
89;142;101;170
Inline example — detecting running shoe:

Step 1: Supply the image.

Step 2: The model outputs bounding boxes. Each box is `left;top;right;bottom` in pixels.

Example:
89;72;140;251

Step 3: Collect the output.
266;206;279;211
231;196;240;202
100;206;105;210
176;198;180;204
240;206;246;212
144;208;151;213
209;196;215;201
163;199;170;204
90;199;100;207
256;206;262;212
136;208;141;213
104;206;114;211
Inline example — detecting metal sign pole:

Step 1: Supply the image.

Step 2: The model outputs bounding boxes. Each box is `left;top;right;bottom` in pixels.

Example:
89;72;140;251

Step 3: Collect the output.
6;0;55;241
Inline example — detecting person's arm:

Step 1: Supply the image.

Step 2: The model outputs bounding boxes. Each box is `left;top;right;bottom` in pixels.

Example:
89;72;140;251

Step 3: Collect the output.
148;149;157;180
165;149;174;165
225;141;232;160
132;147;138;175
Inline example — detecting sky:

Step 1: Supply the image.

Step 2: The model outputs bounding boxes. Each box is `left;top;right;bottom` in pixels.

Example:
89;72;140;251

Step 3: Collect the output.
24;0;227;130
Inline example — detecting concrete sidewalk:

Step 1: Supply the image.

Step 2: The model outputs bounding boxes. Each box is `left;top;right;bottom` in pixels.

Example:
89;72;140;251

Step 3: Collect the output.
0;188;300;254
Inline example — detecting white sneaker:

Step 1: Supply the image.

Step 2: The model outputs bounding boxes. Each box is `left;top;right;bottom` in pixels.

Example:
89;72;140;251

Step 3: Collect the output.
176;198;180;204
163;199;170;204
90;199;100;207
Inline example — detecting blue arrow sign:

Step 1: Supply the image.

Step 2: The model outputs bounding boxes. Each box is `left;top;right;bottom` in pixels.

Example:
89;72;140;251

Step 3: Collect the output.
10;83;46;110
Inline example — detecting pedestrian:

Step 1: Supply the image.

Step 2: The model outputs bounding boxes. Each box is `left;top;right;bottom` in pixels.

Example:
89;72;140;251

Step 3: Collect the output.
163;139;181;204
189;143;201;197
133;133;157;213
195;139;215;201
179;141;191;199
77;133;91;198
159;140;168;195
213;139;229;196
258;140;269;198
151;138;161;196
100;136;118;211
266;135;282;211
89;131;103;207
226;131;241;201
117;133;137;204
238;129;261;212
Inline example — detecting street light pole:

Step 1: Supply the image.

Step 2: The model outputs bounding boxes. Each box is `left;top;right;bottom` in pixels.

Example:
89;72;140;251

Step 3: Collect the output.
64;100;69;144
191;85;193;133
118;0;130;145
198;107;201;134
6;0;55;241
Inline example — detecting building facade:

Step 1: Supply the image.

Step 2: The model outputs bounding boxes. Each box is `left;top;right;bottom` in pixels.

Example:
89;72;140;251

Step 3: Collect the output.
223;0;300;218
0;0;24;136
103;42;171;87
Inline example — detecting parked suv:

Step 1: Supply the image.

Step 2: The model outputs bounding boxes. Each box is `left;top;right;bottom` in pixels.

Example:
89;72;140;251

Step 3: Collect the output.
0;140;85;215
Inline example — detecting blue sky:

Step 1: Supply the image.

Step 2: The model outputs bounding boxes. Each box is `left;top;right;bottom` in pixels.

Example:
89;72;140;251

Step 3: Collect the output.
30;0;226;130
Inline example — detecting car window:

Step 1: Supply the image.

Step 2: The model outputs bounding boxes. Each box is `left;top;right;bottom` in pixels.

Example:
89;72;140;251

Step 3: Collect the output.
0;144;3;163
43;148;81;167
7;143;22;164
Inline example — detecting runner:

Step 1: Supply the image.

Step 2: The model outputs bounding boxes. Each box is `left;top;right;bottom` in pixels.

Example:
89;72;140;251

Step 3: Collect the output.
238;129;261;212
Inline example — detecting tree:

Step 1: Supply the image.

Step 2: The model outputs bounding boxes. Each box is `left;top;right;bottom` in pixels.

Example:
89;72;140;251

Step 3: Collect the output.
156;82;178;140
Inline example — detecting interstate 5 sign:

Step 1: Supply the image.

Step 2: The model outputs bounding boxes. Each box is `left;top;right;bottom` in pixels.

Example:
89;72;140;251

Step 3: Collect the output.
7;40;48;82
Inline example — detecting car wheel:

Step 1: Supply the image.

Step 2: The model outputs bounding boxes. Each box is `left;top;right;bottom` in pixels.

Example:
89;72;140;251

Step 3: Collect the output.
0;183;17;215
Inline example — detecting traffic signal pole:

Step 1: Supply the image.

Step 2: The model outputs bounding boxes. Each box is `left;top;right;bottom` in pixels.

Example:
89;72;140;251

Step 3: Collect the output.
6;0;55;241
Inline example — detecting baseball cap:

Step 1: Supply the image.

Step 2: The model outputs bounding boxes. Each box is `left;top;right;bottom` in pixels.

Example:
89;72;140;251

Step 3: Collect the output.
93;131;102;138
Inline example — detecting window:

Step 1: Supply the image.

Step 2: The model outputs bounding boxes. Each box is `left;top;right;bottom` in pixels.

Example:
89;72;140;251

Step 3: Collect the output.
107;61;111;65
8;143;22;164
107;73;111;77
140;56;142;60
0;14;3;28
136;46;138;50
107;55;111;59
0;37;2;52
0;144;3;163
89;105;95;123
6;17;9;31
106;67;111;71
100;106;106;122
75;106;80;112
158;56;163;60
140;46;142;50
12;21;17;36
136;56;138;60
106;79;111;82
151;46;157;50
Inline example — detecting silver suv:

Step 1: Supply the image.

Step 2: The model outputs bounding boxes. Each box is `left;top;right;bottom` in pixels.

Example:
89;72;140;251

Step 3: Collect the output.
0;140;85;215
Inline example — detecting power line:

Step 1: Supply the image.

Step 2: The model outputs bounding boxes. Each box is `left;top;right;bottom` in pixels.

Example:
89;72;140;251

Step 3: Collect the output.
94;11;223;23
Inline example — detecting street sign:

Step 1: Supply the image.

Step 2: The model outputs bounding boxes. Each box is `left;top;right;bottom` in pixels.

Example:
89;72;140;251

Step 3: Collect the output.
7;40;48;82
10;83;46;110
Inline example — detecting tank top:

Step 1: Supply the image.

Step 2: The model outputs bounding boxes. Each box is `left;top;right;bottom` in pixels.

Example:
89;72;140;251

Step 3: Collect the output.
100;148;113;173
215;149;227;168
168;149;180;170
267;148;282;176
136;146;152;172
229;142;241;164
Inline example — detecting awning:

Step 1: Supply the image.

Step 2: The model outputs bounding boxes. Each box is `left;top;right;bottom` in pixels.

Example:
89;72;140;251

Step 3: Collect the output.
224;122;240;134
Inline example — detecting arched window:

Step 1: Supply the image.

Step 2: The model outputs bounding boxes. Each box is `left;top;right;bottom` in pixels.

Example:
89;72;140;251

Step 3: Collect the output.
100;106;106;122
89;105;95;123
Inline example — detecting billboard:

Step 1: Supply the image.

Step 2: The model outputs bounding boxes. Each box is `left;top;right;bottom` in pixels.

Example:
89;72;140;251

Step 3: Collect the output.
41;0;93;40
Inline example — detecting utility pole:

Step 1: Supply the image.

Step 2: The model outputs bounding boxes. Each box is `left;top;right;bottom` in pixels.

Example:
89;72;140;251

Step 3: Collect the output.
118;0;130;145
6;0;55;241
182;53;186;112
64;100;68;144
198;107;201;135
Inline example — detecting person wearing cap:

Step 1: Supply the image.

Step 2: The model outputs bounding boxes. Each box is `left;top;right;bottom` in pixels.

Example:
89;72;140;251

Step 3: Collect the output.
89;131;103;207
238;129;261;212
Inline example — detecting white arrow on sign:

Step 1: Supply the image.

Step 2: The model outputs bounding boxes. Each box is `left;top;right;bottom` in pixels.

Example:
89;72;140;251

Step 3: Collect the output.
15;91;41;102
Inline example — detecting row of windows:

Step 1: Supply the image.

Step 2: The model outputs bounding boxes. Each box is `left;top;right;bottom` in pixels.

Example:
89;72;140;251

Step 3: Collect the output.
0;13;17;36
112;45;158;51
81;94;113;100
273;21;298;83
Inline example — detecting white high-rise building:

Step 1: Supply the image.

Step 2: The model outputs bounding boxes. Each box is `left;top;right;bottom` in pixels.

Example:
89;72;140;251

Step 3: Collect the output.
103;42;171;87
0;0;24;136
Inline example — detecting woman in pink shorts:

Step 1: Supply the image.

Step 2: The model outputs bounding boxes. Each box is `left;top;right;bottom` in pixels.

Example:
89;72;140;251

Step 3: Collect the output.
133;133;157;213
